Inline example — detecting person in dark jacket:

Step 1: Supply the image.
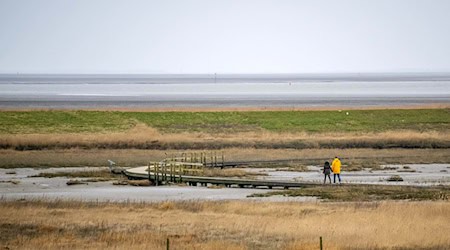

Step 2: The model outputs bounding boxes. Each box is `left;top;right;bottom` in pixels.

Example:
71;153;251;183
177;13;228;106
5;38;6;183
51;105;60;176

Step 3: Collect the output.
323;161;332;184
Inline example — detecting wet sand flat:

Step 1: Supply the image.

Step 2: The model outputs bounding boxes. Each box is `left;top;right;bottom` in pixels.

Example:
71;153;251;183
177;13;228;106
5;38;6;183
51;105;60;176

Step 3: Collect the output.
1;165;448;202
1;76;449;109
0;167;309;202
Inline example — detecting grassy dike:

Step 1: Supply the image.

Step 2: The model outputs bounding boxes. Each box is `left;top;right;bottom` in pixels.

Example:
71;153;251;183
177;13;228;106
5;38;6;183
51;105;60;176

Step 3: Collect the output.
0;109;449;150
0;108;449;168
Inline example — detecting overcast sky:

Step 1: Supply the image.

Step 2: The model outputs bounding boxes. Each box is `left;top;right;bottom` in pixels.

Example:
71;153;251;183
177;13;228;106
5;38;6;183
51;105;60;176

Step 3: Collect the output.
1;0;450;74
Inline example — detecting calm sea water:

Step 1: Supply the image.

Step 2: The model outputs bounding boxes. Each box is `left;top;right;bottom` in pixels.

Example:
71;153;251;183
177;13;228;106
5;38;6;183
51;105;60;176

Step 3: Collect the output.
1;74;449;108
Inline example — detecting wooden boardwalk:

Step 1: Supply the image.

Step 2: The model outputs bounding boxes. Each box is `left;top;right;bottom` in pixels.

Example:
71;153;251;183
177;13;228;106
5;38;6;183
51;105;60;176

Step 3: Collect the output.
124;166;319;189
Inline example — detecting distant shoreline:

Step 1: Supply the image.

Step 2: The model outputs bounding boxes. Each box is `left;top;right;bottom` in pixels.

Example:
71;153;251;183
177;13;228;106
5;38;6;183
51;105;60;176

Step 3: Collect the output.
2;72;450;84
0;103;449;112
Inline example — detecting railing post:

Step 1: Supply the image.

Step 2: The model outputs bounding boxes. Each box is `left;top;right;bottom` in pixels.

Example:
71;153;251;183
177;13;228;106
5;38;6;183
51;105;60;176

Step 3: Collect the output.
164;162;167;182
155;162;159;186
170;164;174;182
179;165;182;182
147;162;151;182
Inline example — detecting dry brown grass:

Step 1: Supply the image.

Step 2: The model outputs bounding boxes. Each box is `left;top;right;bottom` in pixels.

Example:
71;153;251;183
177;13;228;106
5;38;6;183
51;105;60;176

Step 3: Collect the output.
1;124;449;150
1;147;449;169
4;103;448;112
30;169;114;178
0;200;449;249
201;168;266;178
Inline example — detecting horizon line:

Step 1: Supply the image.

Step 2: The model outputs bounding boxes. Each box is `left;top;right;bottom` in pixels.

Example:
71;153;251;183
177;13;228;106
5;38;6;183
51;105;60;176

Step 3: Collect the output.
2;71;450;76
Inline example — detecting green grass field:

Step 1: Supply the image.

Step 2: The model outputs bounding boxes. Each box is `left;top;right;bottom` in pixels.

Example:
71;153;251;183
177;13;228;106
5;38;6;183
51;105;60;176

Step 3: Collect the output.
0;109;449;134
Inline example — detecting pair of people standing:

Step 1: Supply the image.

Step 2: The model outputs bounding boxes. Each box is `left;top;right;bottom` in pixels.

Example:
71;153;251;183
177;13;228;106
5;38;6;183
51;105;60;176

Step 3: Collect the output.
323;157;341;184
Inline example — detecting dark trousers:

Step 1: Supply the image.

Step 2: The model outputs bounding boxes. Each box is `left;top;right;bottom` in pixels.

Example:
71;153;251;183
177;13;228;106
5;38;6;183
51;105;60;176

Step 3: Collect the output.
324;174;331;184
334;174;341;183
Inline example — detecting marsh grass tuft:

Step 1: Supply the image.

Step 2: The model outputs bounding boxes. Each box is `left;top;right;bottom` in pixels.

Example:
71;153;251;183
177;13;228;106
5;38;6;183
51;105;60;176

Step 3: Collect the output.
274;164;310;172
200;168;266;178
387;175;404;182
127;180;152;186
66;179;88;185
30;170;115;179
0;179;20;185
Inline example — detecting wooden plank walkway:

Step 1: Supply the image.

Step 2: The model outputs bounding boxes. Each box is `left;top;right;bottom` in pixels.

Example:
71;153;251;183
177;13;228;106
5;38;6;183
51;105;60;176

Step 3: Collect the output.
124;166;320;189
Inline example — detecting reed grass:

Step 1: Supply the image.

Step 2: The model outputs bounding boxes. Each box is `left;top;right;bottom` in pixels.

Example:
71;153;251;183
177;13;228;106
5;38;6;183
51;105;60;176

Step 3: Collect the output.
0;199;449;249
1;129;449;151
1;148;449;169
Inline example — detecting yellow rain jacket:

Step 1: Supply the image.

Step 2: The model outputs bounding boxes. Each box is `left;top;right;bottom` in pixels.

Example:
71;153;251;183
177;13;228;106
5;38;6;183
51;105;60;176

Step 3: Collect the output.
332;158;341;174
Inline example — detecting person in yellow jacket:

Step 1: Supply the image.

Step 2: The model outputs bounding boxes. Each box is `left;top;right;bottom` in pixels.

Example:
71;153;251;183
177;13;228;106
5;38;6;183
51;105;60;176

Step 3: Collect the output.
331;156;342;184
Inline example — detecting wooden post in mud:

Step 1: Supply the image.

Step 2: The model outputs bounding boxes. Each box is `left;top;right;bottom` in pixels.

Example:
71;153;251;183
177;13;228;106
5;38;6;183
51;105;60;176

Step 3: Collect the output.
162;162;165;183
164;162;167;182
166;238;170;250
159;162;162;184
160;162;163;184
320;236;323;250
170;164;173;182
214;152;217;168
164;160;168;182
173;164;176;182
153;162;156;186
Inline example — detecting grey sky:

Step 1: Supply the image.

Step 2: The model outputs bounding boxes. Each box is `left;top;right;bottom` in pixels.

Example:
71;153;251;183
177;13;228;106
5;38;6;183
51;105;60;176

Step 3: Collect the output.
1;0;450;74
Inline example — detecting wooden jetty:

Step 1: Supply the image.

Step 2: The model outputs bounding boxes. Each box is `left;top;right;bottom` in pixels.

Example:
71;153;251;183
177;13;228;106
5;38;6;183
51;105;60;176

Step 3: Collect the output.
120;152;323;189
124;166;318;189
